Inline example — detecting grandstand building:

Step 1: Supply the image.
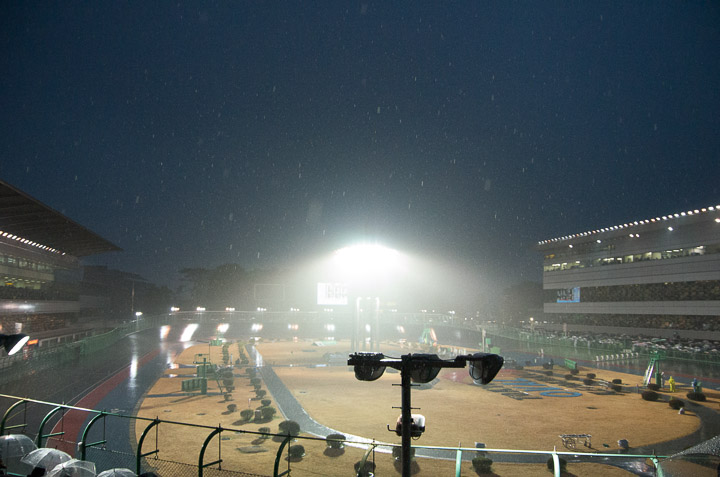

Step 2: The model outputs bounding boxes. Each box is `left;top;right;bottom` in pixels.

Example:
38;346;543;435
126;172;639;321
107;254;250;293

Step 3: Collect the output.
537;204;720;330
0;180;120;338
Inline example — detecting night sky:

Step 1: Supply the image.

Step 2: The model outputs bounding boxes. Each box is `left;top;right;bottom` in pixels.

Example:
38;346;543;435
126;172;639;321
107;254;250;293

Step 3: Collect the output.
1;2;719;308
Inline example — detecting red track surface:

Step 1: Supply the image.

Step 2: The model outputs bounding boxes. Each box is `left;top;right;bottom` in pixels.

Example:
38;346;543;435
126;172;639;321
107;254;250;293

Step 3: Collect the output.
48;349;160;454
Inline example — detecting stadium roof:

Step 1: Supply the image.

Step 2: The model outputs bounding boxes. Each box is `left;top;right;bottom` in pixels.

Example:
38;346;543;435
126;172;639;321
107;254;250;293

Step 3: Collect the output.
0;180;121;257
537;203;720;248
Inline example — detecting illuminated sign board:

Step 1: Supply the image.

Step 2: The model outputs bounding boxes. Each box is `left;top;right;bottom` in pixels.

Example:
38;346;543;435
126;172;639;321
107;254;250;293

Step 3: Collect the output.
557;287;580;303
317;282;348;305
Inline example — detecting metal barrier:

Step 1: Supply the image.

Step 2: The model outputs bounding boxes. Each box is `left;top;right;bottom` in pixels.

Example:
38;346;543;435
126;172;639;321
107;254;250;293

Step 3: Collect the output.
595;352;640;361
486;326;720;365
0;394;669;477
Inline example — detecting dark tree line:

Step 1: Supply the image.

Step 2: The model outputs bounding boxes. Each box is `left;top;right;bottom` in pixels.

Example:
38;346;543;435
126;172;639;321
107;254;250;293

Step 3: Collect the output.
178;264;290;310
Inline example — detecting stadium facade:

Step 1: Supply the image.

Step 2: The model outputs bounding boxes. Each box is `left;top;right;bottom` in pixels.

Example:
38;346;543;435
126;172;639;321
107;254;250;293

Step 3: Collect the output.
0;180;120;338
537;204;720;330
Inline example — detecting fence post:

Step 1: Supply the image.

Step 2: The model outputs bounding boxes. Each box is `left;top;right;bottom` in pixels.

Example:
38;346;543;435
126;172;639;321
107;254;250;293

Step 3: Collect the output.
454;445;463;477
357;442;377;477
551;448;561;477
80;412;107;461
0;399;26;435
273;434;293;477
136;418;161;475
198;426;223;477
37;406;67;447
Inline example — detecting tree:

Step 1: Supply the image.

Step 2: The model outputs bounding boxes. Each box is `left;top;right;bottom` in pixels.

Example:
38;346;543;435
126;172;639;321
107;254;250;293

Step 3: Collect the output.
178;264;253;309
495;281;544;325
261;406;276;421
325;433;345;449
278;420;300;436
288;444;305;459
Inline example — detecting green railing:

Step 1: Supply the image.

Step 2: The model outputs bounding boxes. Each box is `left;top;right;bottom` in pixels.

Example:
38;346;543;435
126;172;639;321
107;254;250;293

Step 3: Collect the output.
0;394;673;477
485;326;720;364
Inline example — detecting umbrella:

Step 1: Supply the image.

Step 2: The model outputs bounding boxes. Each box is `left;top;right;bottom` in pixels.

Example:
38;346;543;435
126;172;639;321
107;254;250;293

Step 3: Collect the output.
21;448;72;471
97;469;137;477
0;434;37;459
47;458;96;477
0;434;38;474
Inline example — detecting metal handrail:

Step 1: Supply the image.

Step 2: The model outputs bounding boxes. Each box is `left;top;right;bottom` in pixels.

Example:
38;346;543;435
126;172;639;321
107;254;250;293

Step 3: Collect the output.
0;393;670;477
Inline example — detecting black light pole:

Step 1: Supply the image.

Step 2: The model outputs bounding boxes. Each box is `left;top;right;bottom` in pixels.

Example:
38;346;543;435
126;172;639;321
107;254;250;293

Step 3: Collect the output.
348;351;504;477
399;354;413;476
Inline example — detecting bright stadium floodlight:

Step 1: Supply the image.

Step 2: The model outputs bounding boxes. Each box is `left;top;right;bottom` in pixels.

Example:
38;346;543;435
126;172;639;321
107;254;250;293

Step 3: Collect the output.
0;333;30;356
332;242;404;353
333;242;401;272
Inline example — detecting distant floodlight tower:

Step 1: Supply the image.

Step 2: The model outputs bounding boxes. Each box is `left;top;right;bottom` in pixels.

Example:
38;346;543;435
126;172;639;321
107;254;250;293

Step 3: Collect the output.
333;243;401;352
355;296;381;352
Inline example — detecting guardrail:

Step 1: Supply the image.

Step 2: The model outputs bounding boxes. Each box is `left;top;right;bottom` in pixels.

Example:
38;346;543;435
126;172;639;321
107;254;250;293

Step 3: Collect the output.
0;394;669;477
486;326;720;364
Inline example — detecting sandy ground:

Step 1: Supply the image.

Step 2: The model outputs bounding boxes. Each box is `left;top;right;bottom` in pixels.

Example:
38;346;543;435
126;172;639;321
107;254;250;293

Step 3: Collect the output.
133;339;719;476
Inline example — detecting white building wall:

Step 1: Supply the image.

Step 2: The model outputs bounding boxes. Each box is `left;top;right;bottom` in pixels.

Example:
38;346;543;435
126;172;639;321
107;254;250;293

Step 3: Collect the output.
543;254;720;289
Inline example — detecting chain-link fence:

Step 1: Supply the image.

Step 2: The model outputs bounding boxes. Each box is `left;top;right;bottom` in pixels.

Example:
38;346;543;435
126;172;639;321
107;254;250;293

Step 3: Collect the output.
142;457;270;477
85;447;138;473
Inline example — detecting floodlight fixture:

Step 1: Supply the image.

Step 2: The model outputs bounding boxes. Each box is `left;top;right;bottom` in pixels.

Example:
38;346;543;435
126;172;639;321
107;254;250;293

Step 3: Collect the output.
348;352;387;381
333;243;400;272
0;333;30;356
408;354;445;383
349;351;504;477
465;352;505;385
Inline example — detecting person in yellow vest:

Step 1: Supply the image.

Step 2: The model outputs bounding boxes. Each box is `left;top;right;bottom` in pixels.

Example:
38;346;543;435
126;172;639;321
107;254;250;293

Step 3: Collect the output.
668;376;676;393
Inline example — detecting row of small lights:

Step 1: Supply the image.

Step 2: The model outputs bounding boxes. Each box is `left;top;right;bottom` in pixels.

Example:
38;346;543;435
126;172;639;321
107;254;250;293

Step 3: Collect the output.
0;230;65;255
538;205;720;245
170;307;458;315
